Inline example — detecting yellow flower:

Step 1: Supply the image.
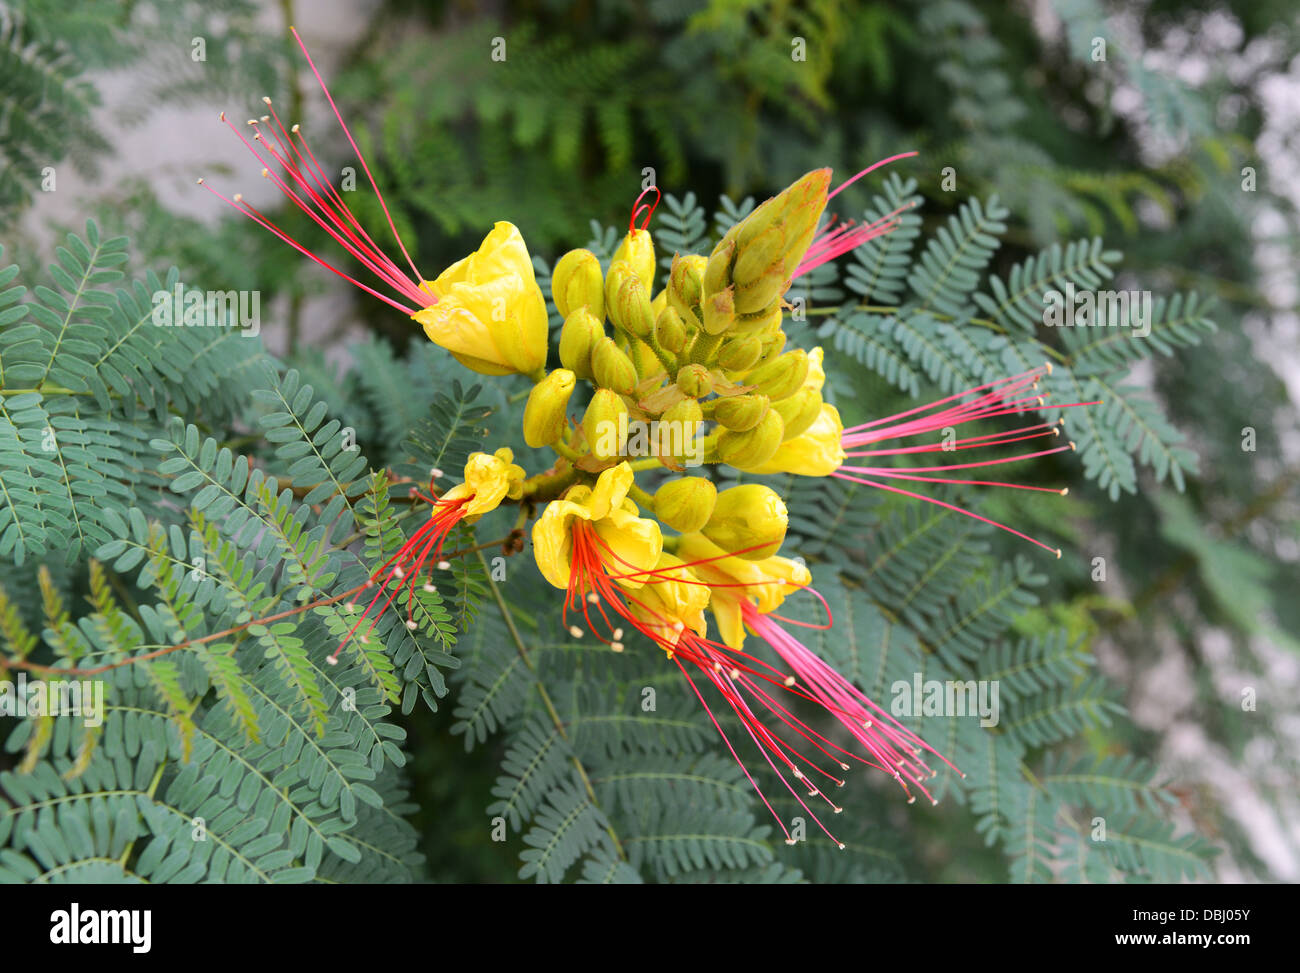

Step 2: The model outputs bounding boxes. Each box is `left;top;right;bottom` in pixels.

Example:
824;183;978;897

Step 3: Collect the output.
626;552;710;648
677;533;811;649
413;222;548;376
440;448;526;519
749;402;845;477
532;463;662;590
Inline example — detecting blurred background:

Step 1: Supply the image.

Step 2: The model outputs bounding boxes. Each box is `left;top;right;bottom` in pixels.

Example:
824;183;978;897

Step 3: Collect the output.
2;0;1298;881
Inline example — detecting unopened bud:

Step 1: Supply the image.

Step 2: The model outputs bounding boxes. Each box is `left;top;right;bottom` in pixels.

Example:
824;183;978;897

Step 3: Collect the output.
655;307;688;354
731;300;784;336
583;389;629;462
607;263;655;339
612;228;656;292
772;388;823;439
523;369;576;447
552;248;605;321
703;482;789;560
718;334;763;372
716;409;785;471
654;477;718;533
701;286;736;336
668;253;706;330
592;336;638;394
748;349;809;402
676;363;713;398
662;397;704;429
704;236;736;297
559;307;604;380
714;393;770;432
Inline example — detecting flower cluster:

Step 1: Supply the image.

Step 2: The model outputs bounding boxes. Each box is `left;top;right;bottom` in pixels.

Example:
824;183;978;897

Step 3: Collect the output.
209;29;1092;845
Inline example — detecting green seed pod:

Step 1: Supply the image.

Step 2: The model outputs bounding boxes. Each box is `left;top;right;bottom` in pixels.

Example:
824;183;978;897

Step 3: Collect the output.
582;389;629;463
523;368;576;448
716;409;785;472
655;307;688;354
676;363;713;399
559;307;604;380
613;228;656;293
747;349;809;402
772;387;822;440
702;482;789;560
718;334;764;373
654;477;718;534
552;248;605;321
592;336;638;394
714;393;770;432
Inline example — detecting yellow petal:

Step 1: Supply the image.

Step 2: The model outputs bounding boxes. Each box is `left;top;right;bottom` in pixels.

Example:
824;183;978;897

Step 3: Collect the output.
593;507;662;588
750;402;845;476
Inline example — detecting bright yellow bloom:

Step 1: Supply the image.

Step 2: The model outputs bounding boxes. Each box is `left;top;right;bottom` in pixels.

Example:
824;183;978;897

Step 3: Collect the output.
533;462;662;590
677;533;810;649
749;401;845;477
413;222;548;376
440;448;526;519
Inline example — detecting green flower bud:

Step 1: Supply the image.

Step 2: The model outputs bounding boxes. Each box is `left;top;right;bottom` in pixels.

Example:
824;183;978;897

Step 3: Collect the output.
676;363;713;398
654;476;718;533
655;307;688;354
733;264;788;316
606;262;655;340
716;409;785;471
583;389;629;463
702;482;789;560
613;228;656;292
718;334;763;372
552;248;605;321
523;368;576;448
731;301;784;337
747;349;809;402
732;224;785;286
703;236;736;296
592;336;638;394
749;330;788;370
668;254;706;330
559;307;604;380
701;287;736;336
714;393;770;432
772;387;822;439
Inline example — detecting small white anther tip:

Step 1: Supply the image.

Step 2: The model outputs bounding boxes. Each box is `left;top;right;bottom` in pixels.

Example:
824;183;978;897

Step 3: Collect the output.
326;655;338;666
422;583;435;593
437;560;451;570
405;620;418;630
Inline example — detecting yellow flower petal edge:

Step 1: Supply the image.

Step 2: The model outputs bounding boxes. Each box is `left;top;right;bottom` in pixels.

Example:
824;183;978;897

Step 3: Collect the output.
412;222;548;377
439;448;525;520
678;533;812;649
749;402;845;477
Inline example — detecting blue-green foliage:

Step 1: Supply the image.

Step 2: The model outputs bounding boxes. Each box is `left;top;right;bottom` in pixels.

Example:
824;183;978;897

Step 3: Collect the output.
0;205;1216;884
